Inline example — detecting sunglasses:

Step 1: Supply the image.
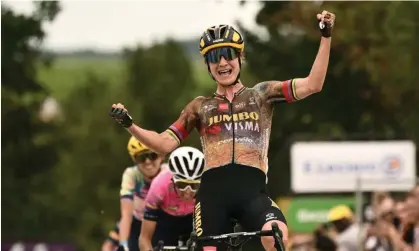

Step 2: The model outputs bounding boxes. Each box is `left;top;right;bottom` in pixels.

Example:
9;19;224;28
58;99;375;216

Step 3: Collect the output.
174;179;200;192
205;47;240;64
134;152;158;163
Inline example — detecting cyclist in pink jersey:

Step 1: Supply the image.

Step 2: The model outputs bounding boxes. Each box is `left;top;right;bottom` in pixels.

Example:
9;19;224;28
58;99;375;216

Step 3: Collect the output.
139;147;205;251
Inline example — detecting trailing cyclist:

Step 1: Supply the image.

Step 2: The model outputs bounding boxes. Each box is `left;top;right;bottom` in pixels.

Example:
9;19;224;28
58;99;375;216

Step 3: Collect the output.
103;136;167;251
110;10;335;251
139;146;205;251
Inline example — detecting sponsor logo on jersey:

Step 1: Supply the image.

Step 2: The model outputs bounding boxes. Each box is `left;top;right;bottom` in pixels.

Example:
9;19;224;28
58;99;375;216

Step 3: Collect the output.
218;103;229;111
194;202;204;236
249;97;256;105
207;112;260;132
225;121;260;132
235;102;246;109
203;104;217;113
208;112;259;126
206;125;222;135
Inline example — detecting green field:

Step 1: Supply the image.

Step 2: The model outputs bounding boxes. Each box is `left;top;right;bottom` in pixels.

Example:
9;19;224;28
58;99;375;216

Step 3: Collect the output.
37;56;212;100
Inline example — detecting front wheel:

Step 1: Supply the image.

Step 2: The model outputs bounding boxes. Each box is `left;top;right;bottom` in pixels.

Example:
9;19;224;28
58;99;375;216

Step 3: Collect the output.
271;223;285;251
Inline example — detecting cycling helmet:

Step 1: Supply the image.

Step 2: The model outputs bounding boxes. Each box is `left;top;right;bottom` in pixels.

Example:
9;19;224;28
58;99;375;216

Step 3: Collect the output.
127;136;149;157
199;24;245;85
168;146;205;181
199;24;244;56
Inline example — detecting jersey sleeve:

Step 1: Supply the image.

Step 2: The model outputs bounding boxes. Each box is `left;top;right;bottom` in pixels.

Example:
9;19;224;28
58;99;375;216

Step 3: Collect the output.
120;168;136;200
254;80;299;104
165;97;203;144
143;172;167;221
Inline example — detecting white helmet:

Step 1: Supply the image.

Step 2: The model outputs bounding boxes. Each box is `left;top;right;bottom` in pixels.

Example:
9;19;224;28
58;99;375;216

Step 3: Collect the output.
168;146;205;181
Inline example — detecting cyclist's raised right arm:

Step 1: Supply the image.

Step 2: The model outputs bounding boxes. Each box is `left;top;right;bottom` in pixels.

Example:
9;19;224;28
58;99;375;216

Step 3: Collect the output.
127;97;203;154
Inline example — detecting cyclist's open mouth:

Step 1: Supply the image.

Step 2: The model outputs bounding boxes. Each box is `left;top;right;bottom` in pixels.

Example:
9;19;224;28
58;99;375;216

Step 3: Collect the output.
218;69;232;76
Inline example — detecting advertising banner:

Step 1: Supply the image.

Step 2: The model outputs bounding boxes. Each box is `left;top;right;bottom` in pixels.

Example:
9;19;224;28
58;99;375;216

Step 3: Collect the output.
284;196;355;233
291;141;416;192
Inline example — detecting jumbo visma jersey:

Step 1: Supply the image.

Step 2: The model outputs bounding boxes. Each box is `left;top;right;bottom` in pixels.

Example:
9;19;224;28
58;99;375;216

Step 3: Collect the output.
165;80;299;173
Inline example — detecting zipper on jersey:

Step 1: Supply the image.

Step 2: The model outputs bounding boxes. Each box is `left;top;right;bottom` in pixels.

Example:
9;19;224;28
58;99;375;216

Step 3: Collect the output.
222;94;237;164
228;101;235;163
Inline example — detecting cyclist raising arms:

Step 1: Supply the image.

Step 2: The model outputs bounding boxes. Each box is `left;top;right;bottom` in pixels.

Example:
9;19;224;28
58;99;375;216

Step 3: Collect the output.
110;11;335;251
113;136;166;251
139;147;204;251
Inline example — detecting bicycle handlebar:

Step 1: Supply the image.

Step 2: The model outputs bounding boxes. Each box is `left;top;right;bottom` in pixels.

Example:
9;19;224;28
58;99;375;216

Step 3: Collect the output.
158;247;188;250
189;222;285;251
195;229;275;241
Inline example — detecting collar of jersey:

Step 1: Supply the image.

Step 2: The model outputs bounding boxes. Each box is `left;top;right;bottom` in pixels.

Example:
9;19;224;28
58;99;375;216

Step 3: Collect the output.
213;86;247;99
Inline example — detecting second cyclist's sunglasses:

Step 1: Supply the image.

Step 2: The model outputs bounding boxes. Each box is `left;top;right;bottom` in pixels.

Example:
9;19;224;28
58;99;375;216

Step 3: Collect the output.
205;47;240;64
134;152;158;163
173;179;201;192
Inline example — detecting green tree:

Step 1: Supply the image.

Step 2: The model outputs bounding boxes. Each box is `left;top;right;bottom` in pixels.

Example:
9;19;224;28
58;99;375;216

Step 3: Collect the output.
122;39;205;147
1;1;62;239
44;73;130;248
240;1;419;195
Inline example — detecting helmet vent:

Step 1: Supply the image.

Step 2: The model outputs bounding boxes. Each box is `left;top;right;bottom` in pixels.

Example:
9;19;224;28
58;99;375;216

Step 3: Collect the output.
208;29;216;39
219;26;227;38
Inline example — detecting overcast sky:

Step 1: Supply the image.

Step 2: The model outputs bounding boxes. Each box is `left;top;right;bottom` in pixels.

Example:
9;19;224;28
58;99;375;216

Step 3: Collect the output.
4;0;262;51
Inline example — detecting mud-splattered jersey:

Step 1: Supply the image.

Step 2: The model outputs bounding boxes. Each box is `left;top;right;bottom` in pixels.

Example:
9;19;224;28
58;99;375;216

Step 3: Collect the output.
120;164;168;220
165;80;299;173
144;169;194;219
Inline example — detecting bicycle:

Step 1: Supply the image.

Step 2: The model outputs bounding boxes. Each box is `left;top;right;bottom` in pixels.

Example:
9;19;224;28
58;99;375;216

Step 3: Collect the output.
153;236;189;251
188;222;286;251
153;240;188;251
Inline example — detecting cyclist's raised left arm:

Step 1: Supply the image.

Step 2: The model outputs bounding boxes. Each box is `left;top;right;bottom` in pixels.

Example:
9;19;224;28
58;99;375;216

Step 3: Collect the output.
293;37;331;99
255;37;331;103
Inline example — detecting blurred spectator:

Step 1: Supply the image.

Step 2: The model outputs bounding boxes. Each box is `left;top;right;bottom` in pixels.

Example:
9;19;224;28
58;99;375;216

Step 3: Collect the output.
327;205;365;251
313;223;338;251
364;186;419;251
403;187;419;249
364;195;396;251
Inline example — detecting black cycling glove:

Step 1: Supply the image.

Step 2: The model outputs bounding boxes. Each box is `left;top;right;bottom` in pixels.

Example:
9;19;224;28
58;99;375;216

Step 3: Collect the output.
109;107;133;128
318;11;335;38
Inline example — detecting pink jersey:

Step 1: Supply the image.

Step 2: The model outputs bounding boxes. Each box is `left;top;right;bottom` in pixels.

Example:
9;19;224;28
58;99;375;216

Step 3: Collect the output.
144;169;194;216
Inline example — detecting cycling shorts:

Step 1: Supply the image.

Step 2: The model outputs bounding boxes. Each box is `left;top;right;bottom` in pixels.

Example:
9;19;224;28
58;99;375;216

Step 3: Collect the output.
106;217;142;251
193;164;287;249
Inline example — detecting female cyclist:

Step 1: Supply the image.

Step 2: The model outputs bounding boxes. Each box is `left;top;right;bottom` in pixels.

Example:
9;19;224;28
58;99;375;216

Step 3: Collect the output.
110;10;336;251
139;146;204;251
105;136;167;251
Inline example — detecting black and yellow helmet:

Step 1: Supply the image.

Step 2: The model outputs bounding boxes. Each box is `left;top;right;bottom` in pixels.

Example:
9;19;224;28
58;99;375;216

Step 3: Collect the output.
199;24;244;56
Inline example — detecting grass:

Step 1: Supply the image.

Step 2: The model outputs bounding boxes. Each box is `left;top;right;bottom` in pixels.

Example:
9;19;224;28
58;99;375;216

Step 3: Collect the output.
37;56;212;100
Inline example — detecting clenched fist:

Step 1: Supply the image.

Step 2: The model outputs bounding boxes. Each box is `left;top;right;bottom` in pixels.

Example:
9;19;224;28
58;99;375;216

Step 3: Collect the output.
317;10;335;38
109;103;133;128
